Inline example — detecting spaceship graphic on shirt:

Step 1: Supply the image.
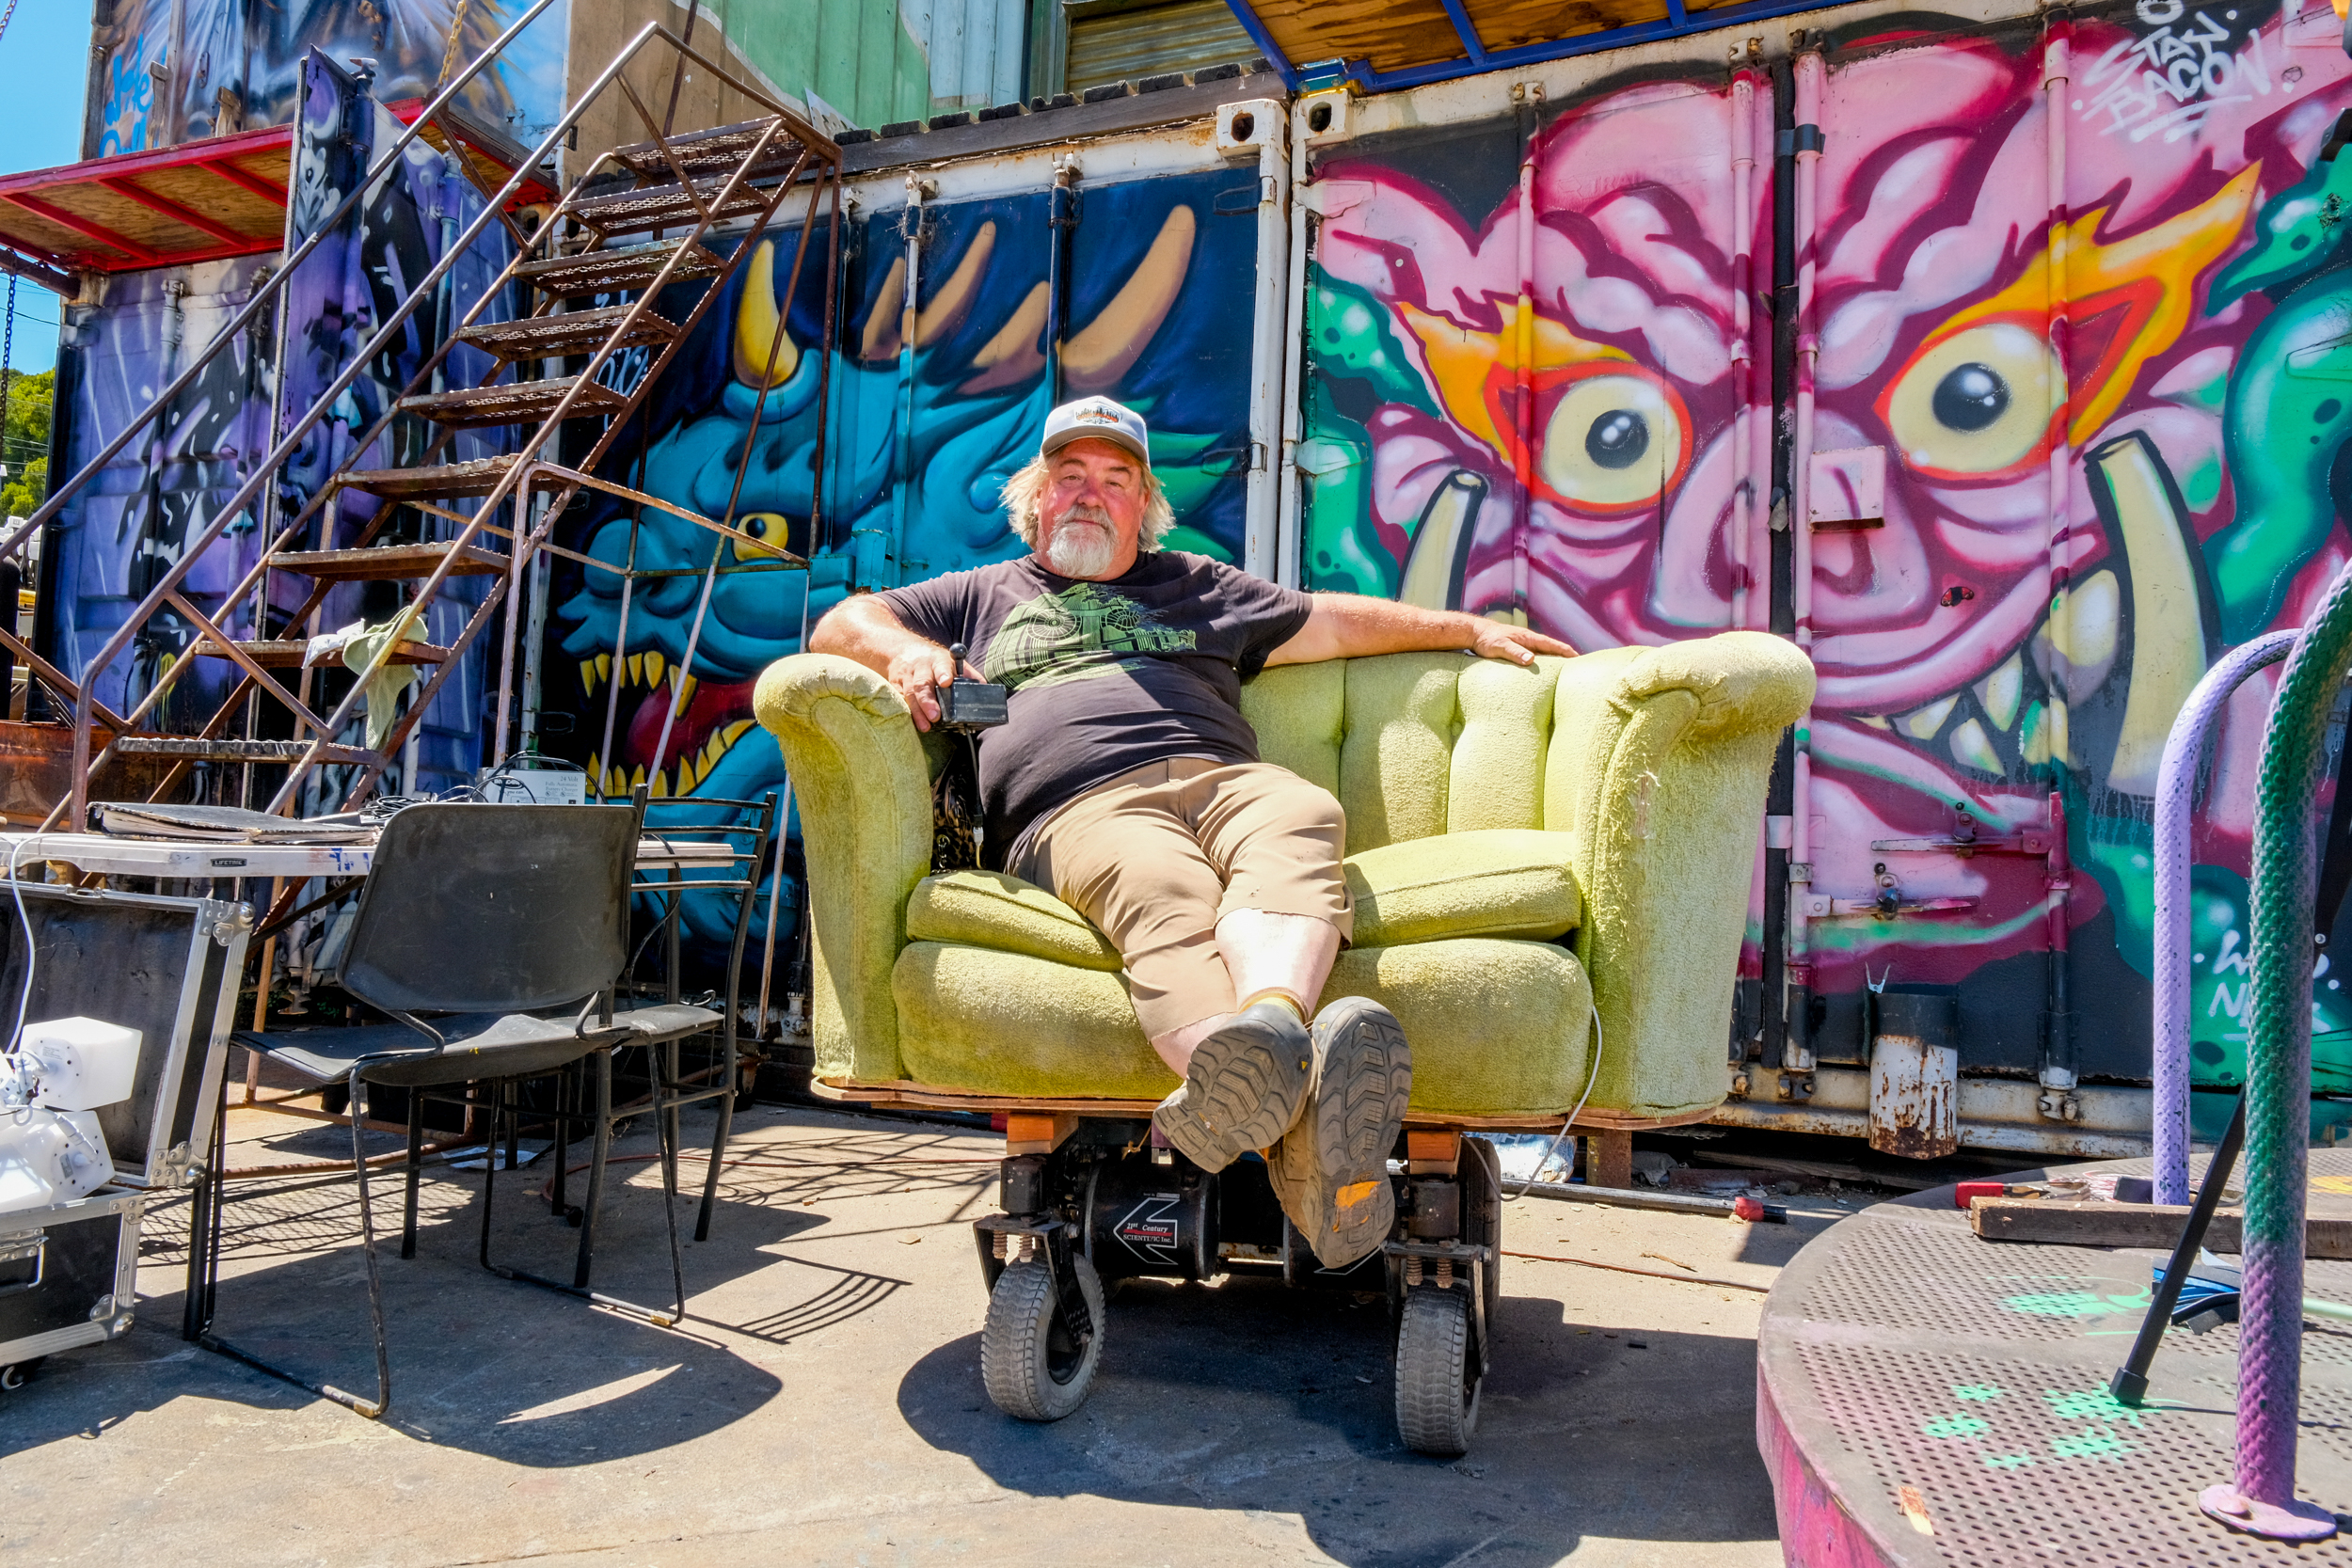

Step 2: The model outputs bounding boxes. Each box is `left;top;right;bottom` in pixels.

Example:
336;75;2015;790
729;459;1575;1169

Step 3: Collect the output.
984;582;1200;691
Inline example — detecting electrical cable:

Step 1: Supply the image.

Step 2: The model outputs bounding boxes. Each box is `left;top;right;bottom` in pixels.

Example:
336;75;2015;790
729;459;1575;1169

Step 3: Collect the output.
7;830;37;1056
1507;1002;1603;1201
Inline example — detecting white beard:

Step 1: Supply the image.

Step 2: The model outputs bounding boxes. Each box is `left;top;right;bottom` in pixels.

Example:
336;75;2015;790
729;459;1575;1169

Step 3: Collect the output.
1044;518;1119;578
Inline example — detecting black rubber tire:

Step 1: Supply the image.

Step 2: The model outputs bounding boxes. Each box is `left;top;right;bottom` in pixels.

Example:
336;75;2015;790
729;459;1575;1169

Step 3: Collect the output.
981;1253;1106;1422
1395;1285;1480;1455
1460;1135;1502;1325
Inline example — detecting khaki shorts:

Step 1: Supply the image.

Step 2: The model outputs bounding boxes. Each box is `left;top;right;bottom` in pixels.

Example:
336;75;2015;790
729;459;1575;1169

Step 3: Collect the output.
1009;758;1353;1038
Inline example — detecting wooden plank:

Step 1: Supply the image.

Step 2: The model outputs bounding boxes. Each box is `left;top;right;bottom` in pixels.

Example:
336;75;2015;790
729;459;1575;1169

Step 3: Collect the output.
99;175;251;247
1005;1112;1080;1156
20;182;201;256
1248;0;1676;76
0;190;154;261
197;154;288;207
1406;1128;1462;1175
1247;0;1467;76
808;1077;1717;1132
135;162;285;235
189;638;449;667
1969;1197;2352;1259
1587;1128;1635;1190
1462;0;1672;52
270;541;508;581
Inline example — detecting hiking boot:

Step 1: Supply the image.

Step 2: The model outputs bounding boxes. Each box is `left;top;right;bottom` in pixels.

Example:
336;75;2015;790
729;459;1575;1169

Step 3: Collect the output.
1152;997;1313;1173
1268;996;1412;1270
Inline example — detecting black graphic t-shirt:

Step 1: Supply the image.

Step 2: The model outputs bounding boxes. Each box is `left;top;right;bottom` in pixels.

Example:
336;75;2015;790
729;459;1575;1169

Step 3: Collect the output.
877;551;1313;861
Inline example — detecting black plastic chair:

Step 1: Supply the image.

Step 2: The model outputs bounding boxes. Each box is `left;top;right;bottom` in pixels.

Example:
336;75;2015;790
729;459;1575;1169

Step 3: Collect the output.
209;799;644;1418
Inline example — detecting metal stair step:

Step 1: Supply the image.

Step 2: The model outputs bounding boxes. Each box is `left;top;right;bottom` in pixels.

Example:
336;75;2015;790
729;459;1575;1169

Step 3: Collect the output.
399;374;627;429
113;736;377;766
515;239;725;299
335;455;532;500
609;118;790;178
268;541;509;582
570;178;768;236
189;638;451;667
457;305;679;361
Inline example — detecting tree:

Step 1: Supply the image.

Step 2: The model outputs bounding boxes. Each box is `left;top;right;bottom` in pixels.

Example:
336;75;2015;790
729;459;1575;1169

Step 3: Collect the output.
0;367;53;519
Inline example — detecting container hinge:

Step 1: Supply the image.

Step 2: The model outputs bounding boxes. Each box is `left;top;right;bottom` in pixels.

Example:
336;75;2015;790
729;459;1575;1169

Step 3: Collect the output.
201;898;255;946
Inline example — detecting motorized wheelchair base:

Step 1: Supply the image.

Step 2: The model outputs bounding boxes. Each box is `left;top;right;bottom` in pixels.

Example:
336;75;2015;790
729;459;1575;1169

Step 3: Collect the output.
968;1117;1502;1455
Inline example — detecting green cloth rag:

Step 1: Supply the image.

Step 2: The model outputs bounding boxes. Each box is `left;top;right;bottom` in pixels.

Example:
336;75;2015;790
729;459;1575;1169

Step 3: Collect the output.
341;607;424;752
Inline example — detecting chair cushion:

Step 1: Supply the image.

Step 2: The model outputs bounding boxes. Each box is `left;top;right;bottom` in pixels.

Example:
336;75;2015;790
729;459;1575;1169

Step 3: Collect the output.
889;936;1594;1116
1344;829;1580;947
611;1002;723;1044
905;832;1576;973
236;1012;624;1089
904;870;1122;971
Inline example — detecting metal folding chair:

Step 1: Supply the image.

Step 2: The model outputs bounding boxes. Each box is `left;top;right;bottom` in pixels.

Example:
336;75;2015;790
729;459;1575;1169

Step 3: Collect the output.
210;798;645;1418
521;792;775;1321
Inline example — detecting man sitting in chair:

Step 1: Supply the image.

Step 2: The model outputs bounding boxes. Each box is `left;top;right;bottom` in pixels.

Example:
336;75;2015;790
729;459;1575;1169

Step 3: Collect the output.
811;396;1571;1267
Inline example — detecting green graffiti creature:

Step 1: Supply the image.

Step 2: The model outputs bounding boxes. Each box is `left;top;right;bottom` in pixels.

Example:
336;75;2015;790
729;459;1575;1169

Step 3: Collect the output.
2205;135;2352;641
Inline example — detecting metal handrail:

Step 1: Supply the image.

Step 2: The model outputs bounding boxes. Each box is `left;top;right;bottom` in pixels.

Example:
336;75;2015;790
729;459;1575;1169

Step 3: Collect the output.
0;0;566;568
28;24;837;824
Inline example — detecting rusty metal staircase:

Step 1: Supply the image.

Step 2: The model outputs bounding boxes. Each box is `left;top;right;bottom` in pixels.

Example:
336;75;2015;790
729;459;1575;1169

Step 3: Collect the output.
0;7;837;841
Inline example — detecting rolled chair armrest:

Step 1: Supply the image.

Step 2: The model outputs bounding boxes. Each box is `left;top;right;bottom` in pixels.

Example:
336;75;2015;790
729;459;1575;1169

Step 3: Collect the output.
1565;631;1816;1118
753;653;935;1084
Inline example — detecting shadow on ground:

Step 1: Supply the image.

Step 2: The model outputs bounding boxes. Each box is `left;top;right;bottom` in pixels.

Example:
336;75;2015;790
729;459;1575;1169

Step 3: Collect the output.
1;1132;851;1465
897;1269;1778;1568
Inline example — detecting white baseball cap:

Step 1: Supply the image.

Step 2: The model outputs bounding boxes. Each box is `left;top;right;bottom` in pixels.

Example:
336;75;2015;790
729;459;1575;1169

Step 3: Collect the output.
1040;396;1150;465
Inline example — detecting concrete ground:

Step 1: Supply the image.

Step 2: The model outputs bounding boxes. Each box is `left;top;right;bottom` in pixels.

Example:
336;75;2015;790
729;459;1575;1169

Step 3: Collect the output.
0;1092;1859;1568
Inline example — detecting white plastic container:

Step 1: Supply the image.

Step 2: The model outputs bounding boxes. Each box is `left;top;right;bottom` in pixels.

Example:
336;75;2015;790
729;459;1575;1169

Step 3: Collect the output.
0;1109;114;1215
17;1017;142;1111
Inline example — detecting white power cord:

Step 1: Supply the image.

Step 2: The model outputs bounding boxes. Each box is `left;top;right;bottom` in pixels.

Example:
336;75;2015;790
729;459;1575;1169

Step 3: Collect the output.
7;831;36;1055
1507;1002;1604;1200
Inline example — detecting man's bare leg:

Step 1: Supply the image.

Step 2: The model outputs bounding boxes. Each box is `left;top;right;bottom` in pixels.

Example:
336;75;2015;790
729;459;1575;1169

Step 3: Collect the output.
1145;911;1341;1075
1218;909;1341;1019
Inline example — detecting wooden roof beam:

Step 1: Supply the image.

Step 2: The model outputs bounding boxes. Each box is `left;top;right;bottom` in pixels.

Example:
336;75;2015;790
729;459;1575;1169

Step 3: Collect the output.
0;191;155;263
0;244;74;295
196;156;287;207
98;176;255;247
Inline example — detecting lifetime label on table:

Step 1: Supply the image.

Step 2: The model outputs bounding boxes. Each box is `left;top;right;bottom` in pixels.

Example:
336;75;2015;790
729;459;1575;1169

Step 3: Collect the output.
1116;1194;1184;1265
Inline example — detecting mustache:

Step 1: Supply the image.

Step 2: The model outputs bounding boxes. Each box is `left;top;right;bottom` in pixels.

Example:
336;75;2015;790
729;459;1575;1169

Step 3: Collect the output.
1055;505;1112;530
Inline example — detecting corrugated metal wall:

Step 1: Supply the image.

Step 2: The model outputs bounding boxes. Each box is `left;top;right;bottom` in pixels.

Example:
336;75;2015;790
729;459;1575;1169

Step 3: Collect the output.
1064;0;1257;94
691;0;1041;130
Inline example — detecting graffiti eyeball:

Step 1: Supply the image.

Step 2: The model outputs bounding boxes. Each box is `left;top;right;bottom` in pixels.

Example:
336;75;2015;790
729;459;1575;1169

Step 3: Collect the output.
731;513;795;562
1535;370;1691;514
1882;319;2058;482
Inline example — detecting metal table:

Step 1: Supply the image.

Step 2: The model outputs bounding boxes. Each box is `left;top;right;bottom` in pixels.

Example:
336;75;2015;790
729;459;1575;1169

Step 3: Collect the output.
1760;1150;2352;1565
0;831;730;879
0;826;740;1346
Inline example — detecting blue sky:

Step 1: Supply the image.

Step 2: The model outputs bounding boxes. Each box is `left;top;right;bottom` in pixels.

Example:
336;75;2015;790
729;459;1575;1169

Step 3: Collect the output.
3;2;95;374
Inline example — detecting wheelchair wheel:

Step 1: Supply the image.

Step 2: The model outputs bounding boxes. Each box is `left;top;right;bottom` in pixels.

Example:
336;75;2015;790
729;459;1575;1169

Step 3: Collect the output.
1395;1285;1480;1455
981;1253;1105;1421
1460;1135;1502;1325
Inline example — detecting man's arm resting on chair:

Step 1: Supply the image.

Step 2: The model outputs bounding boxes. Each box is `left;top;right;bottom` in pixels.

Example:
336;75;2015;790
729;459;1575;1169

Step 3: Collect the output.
808;594;970;733
1266;593;1574;667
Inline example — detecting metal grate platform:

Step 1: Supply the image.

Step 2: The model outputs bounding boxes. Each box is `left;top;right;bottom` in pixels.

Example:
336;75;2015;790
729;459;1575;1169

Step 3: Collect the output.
1760;1151;2352;1566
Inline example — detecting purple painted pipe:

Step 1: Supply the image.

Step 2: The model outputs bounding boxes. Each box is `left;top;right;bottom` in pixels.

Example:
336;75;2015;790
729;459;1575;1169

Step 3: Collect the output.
2153;630;2298;1206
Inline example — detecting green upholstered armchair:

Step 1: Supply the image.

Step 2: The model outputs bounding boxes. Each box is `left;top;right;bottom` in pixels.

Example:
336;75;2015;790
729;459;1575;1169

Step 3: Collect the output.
752;631;1815;1130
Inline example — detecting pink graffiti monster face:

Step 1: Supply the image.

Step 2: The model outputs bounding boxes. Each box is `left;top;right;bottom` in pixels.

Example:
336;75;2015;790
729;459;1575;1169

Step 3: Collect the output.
1317;77;1763;653
1803;33;2263;717
1314;22;2344;723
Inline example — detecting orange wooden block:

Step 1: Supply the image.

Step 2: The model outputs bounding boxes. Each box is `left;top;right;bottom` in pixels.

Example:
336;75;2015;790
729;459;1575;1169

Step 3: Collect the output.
1005;1112;1079;1155
1406;1129;1461;1175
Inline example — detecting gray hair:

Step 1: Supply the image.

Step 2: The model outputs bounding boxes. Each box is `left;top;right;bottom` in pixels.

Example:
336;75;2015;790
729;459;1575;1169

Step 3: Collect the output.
1000;450;1177;550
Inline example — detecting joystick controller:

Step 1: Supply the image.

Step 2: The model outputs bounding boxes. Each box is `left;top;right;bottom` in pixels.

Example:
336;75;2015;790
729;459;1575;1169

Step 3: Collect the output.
936;642;1009;731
